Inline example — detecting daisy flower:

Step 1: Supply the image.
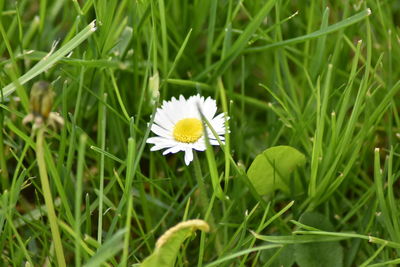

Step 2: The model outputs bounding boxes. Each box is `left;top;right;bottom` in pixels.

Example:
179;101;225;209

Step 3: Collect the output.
146;94;227;165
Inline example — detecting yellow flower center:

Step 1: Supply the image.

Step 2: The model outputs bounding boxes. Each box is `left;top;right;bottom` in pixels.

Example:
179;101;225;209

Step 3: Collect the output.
173;118;203;143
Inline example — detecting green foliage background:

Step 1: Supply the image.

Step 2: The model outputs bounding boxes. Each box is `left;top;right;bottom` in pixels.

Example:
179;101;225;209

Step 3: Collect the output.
1;0;400;266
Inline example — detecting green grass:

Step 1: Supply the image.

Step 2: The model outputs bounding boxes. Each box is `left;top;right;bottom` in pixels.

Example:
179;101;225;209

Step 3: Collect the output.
1;0;400;266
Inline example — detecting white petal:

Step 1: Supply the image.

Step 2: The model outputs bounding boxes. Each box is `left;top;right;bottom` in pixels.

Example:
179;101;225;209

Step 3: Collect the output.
162;145;184;155
210;139;224;146
146;136;172;144
210;114;227;134
206;128;225;137
150;144;172;151
212;112;225;121
208;136;225;143
147;137;177;151
184;148;194;165
164;98;186;123
154;108;174;129
187;95;203;117
202;97;217;120
151;123;172;138
211;113;225;125
192;141;206;151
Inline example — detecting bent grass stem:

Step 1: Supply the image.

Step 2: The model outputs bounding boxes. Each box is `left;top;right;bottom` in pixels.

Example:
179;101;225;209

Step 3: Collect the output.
36;127;66;267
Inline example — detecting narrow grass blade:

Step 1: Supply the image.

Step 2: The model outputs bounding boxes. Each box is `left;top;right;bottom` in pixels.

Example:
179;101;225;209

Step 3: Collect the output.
1;20;97;99
75;134;87;267
83;229;126;267
205;244;282;267
293;230;400;249
211;0;276;78
246;9;371;53
97;93;107;244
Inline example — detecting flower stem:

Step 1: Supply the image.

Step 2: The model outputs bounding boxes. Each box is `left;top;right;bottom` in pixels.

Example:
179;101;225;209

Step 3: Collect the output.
36;127;66;267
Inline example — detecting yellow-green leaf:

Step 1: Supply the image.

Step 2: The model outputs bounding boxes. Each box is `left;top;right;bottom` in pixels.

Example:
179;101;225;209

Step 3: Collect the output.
141;219;210;267
247;146;306;195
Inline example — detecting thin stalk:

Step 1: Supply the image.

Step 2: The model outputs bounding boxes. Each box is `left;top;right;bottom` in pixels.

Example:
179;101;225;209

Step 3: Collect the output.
193;152;210;216
97;93;107;243
121;194;133;266
121;137;136;265
5;211;34;265
75;134;87;267
193;152;209;267
36;127;66;267
193;151;223;264
0;110;9;188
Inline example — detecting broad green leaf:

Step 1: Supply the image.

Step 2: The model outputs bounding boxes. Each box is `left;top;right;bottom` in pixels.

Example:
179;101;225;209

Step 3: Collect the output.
247;146;306;195
294;212;343;267
260;245;295;267
141;220;210;267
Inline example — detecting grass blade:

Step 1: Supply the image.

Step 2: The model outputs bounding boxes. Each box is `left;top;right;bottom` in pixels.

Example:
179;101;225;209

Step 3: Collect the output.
1;20;97;99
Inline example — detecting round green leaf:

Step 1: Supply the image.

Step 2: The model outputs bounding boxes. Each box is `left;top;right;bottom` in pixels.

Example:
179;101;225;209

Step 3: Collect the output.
260;244;295;267
294;212;343;267
247;146;306;195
